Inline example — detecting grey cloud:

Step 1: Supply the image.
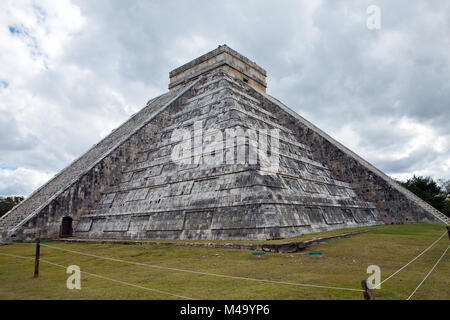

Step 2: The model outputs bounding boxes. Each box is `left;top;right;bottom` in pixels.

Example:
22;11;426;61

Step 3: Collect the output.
0;112;38;151
374;147;446;175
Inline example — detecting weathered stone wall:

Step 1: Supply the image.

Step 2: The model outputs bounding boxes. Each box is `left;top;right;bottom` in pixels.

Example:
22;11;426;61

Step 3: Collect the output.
244;87;444;225
0;87;187;240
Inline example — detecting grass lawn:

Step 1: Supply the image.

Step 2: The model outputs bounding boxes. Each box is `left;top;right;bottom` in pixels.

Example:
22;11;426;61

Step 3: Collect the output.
0;223;448;300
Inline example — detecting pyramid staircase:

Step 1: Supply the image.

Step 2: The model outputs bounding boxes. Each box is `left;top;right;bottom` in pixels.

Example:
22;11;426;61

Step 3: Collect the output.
0;85;187;239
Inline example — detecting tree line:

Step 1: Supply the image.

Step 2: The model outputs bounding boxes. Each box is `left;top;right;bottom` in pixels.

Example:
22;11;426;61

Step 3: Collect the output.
398;176;450;218
0;196;24;218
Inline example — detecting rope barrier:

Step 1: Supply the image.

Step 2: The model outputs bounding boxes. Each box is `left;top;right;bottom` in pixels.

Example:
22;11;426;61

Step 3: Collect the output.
4;229;447;298
33;242;364;292
0;252;194;300
406;244;449;300
373;230;447;289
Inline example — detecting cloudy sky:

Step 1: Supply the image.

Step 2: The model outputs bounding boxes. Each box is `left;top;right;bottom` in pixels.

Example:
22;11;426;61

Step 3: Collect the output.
0;0;449;196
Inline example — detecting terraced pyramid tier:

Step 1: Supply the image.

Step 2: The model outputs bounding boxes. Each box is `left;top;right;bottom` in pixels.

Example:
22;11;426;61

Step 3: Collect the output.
74;71;382;240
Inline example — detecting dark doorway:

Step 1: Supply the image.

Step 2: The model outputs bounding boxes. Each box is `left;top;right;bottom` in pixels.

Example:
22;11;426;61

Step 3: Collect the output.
61;217;73;237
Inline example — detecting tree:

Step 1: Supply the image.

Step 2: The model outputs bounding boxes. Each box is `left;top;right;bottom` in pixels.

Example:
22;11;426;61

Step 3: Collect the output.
0;196;24;218
399;176;450;218
437;179;450;194
438;179;450;217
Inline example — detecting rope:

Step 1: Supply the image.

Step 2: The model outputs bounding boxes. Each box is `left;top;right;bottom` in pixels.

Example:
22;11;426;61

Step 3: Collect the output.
34;242;363;292
373;230;447;289
0;252;194;300
5;229;447;298
406;244;449;300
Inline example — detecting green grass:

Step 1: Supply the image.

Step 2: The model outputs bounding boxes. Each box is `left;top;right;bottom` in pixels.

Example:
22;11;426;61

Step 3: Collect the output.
0;223;448;300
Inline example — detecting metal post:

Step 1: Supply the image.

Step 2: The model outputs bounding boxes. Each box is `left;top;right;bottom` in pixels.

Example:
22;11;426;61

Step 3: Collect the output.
34;238;40;278
446;226;450;241
361;280;375;300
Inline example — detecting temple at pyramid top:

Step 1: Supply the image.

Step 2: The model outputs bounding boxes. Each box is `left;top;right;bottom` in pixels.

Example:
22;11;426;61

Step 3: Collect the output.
169;44;267;92
1;45;447;243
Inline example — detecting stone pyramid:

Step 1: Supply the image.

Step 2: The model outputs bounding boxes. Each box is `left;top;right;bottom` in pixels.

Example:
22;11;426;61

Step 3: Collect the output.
1;45;447;241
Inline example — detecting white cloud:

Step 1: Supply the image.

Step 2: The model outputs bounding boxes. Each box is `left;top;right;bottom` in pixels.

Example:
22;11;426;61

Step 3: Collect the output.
0;167;54;196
